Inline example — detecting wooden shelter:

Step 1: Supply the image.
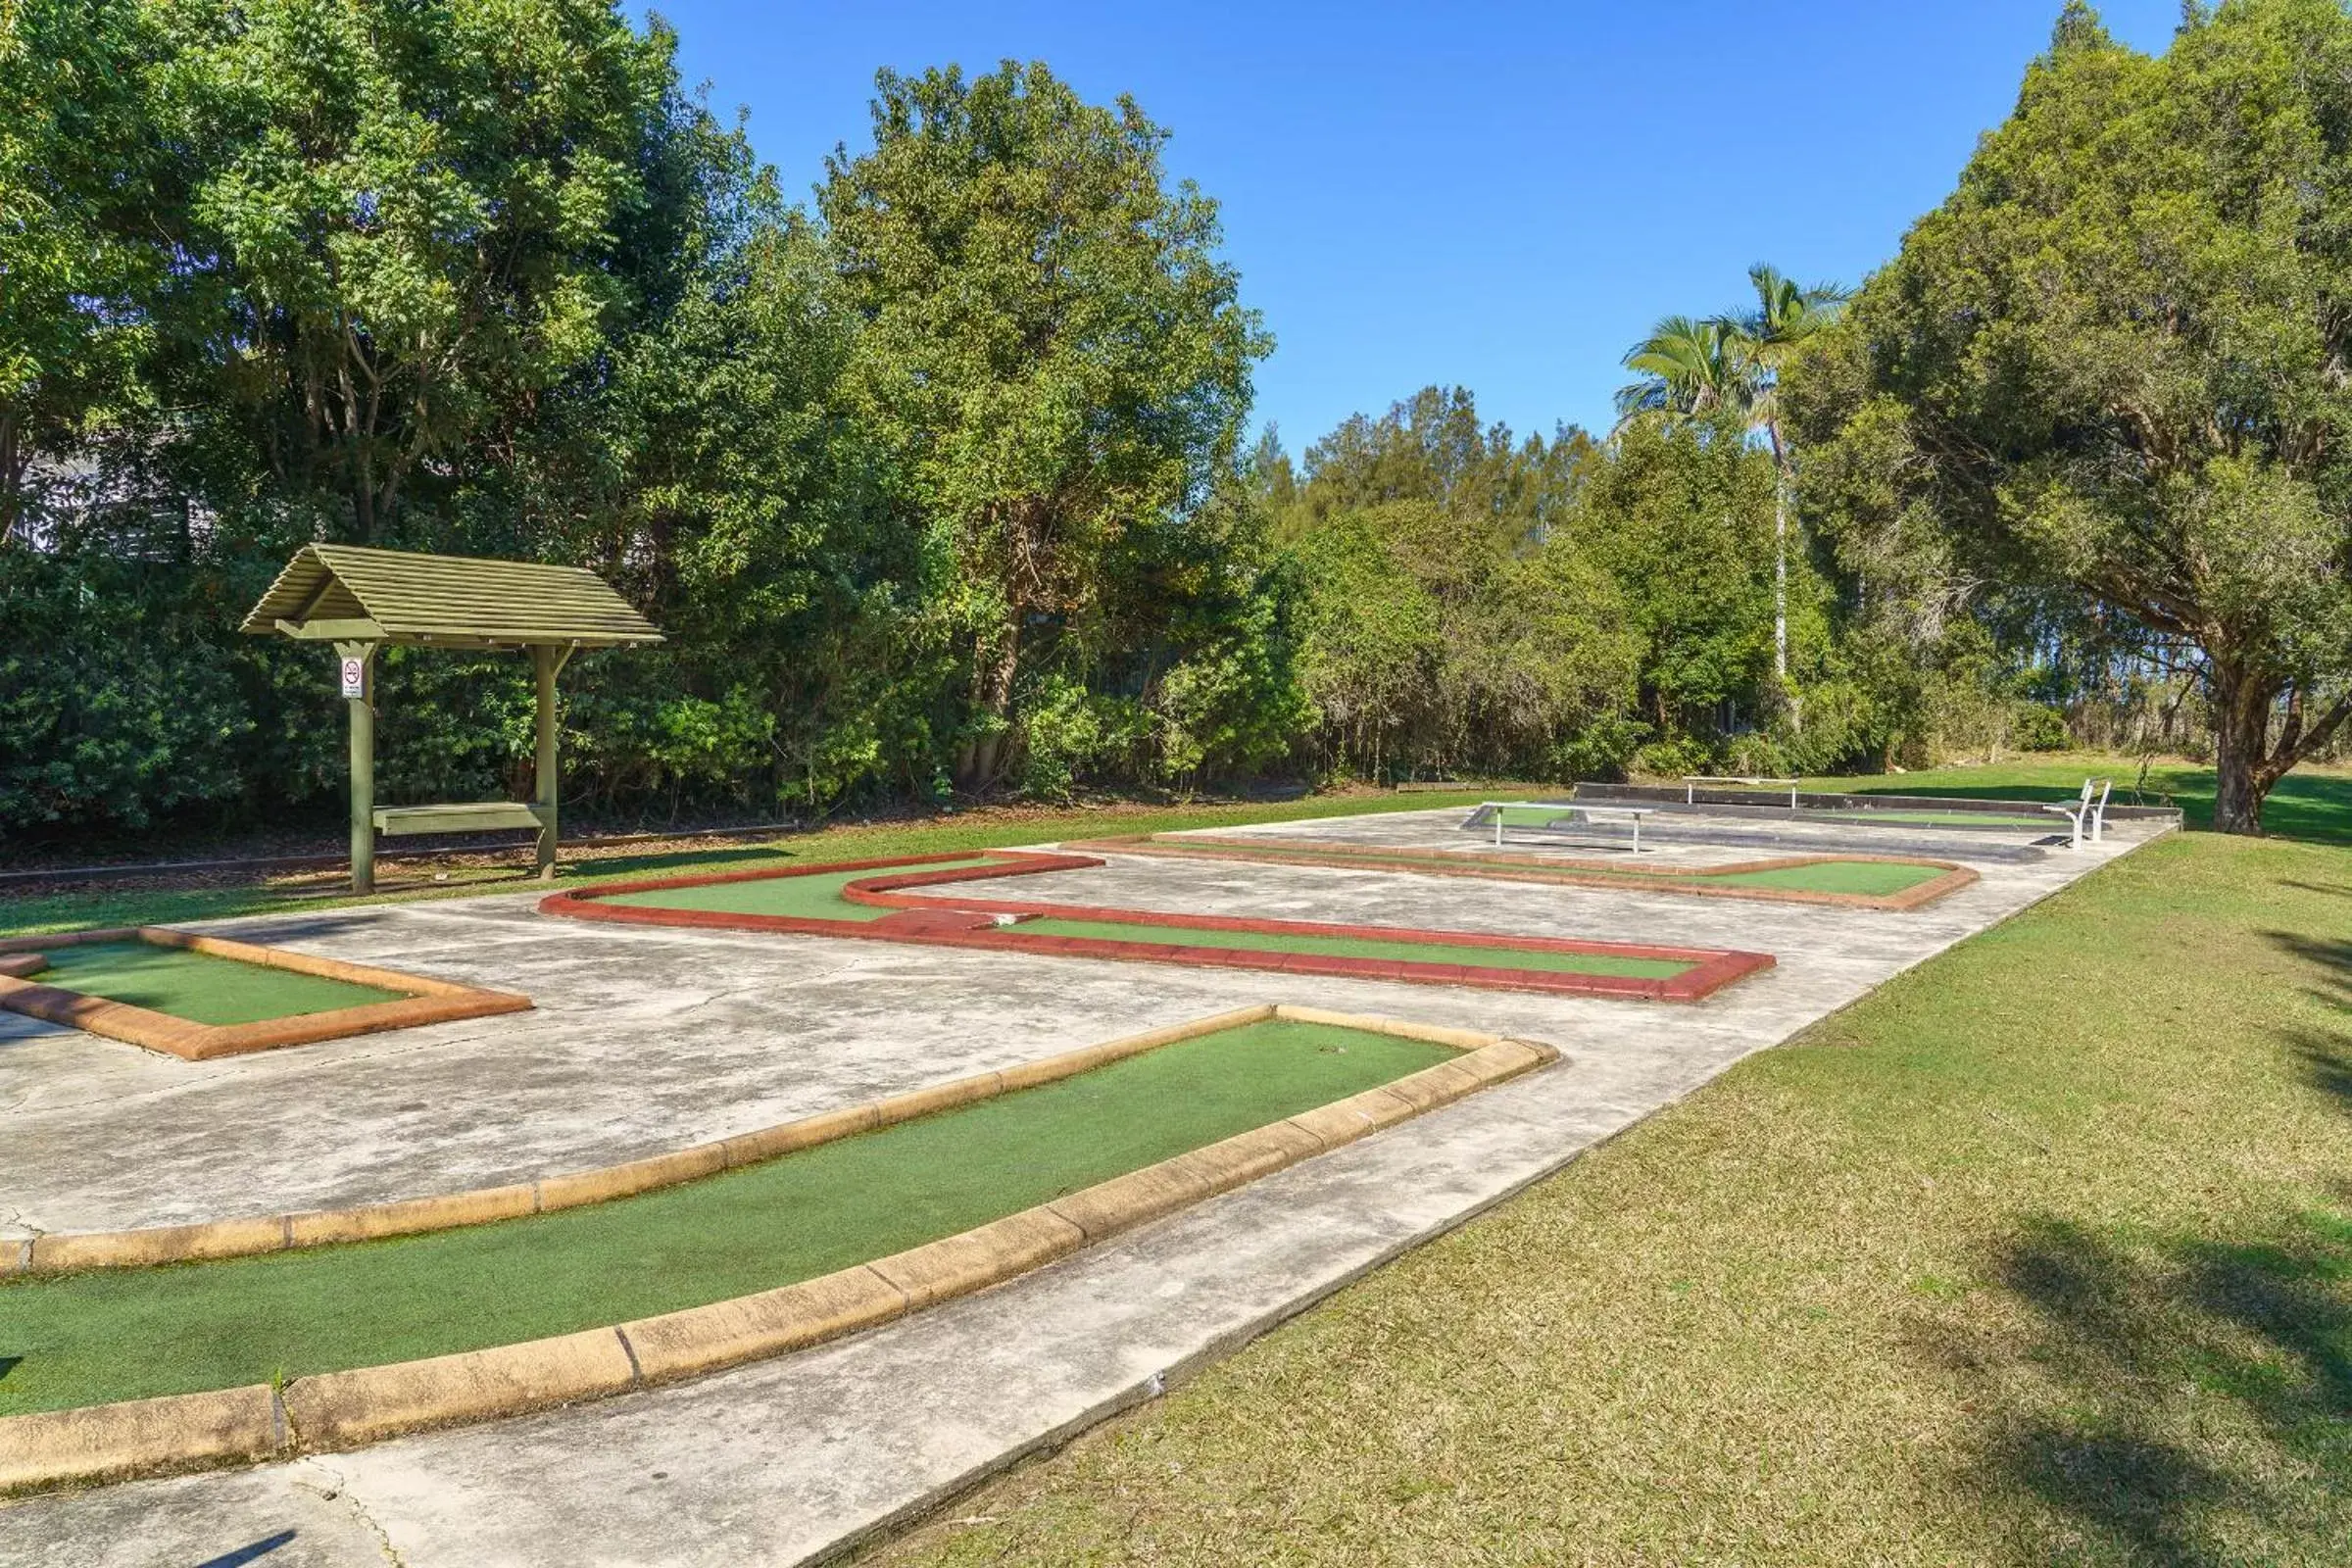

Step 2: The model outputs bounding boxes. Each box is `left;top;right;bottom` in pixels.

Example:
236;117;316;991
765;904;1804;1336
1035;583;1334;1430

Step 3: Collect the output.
243;544;662;892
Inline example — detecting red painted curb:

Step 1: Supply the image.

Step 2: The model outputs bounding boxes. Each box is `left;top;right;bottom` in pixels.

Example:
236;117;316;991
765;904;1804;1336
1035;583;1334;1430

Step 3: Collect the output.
542;852;1774;1003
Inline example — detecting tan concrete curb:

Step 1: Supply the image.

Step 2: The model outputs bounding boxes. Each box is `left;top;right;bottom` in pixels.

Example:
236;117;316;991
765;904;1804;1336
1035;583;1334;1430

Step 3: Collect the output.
5;1005;1279;1278
0;1007;1558;1495
0;926;531;1060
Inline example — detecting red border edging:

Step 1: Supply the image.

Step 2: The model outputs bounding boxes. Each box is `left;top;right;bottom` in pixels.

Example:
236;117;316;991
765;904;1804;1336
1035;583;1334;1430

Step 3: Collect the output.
541;852;1772;1003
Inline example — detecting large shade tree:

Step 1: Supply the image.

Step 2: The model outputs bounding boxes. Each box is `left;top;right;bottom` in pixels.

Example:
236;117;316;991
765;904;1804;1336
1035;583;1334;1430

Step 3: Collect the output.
820;61;1268;793
1797;0;2352;832
154;0;680;540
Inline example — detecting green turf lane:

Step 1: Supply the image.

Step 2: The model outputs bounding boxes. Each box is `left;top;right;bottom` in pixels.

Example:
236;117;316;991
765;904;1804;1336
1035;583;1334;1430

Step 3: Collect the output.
1154;838;1944;898
598;856;1000;921
0;1020;1452;1416
595;855;1692;973
1707;860;1947;895
1013;918;1691;978
1816;808;2053;828
26;941;409;1025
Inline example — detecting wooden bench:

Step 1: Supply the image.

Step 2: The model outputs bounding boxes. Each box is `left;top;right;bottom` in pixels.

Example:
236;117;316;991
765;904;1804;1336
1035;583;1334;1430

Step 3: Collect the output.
372;803;550;838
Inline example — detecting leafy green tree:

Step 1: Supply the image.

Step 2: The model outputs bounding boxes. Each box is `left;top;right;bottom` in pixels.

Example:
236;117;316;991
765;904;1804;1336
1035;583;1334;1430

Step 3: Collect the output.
1570;413;1787;768
0;0;164;540
152;0;681;539
1795;0;2352;831
820;61;1269;793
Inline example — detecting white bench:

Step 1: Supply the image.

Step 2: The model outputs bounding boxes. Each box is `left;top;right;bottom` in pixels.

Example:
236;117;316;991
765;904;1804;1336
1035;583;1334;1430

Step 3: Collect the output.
2042;778;2112;849
1473;801;1652;853
1684;774;1800;808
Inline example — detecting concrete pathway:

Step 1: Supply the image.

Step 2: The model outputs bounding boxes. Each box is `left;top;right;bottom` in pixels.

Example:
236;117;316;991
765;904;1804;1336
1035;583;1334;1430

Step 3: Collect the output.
0;808;2166;1566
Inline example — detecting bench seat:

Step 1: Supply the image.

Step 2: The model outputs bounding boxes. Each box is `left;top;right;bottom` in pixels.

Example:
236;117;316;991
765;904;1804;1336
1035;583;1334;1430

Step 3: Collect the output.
372;802;548;837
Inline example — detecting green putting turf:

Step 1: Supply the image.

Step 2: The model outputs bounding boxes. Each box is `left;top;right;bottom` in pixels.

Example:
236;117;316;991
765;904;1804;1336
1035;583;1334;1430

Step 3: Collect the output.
1149;838;1945;898
1494;806;1589;825
1815;808;2053;829
0;1019;1454;1417
1012;918;1691;979
1499;802;2048;832
1706;860;1948;895
22;941;410;1026
596;856;1693;975
598;856;1001;921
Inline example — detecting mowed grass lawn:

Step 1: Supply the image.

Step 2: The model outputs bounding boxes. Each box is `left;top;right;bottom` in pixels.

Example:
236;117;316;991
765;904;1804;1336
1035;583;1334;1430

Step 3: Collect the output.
862;786;2352;1564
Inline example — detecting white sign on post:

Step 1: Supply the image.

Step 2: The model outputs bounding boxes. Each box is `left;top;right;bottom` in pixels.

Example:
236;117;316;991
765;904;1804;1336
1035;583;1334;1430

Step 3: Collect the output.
339;655;366;700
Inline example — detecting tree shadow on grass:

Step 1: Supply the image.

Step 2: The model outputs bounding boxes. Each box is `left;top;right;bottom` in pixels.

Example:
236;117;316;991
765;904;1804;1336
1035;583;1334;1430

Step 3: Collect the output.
2265;933;2352;1010
1969;1212;2352;1564
563;844;789;880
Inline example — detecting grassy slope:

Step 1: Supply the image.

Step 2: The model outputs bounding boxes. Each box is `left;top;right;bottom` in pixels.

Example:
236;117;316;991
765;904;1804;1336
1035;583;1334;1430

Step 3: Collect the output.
0;1021;1449;1416
1811;751;2352;845
863;779;2352;1566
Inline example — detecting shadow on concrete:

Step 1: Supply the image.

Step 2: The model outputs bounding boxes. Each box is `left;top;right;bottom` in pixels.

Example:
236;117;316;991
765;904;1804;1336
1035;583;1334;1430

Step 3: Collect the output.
195;1531;298;1568
1971;1212;2352;1564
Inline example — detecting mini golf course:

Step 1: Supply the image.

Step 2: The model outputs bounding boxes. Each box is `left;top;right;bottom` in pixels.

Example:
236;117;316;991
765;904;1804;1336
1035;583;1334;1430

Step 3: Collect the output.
0;1015;1527;1424
1065;834;1976;910
542;852;1774;1001
1488;801;2055;834
0;928;531;1059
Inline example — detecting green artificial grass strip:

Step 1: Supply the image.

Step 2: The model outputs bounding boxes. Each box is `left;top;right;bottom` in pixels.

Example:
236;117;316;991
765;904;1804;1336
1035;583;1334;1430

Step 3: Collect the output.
1012;918;1691;979
1493;805;1587;826
1815;808;2054;829
600;856;1001;922
1155;838;1943;898
1708;860;1947;895
590;855;1691;974
27;941;410;1026
0;1020;1452;1416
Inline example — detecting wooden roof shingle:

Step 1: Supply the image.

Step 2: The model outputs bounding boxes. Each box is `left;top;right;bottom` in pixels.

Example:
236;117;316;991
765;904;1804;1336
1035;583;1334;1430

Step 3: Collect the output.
241;544;662;649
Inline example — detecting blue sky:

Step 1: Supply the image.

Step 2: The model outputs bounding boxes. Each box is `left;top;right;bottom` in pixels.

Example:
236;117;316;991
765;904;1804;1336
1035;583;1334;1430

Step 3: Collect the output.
649;1;2180;456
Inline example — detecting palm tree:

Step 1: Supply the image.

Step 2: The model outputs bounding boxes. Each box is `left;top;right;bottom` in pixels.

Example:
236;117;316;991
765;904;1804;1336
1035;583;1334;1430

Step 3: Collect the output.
1716;265;1848;684
1611;316;1753;429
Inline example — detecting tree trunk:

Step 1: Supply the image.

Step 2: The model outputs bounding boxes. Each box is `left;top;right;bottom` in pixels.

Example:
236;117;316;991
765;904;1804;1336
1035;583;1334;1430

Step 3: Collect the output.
2210;664;2276;834
1765;422;1799;735
1773;473;1788;682
2209;660;2352;835
0;408;19;546
951;622;1021;796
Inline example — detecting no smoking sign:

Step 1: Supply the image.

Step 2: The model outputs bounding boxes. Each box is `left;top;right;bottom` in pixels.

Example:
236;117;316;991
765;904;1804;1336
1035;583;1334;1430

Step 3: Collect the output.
339;655;367;699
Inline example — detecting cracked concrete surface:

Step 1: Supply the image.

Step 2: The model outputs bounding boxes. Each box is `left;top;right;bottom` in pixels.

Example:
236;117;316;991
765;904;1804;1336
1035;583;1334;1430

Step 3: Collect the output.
0;808;2166;1565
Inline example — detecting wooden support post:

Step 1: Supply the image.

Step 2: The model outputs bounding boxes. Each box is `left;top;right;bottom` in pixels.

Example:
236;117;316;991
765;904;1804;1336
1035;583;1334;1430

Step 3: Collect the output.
336;641;378;894
532;644;564;880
